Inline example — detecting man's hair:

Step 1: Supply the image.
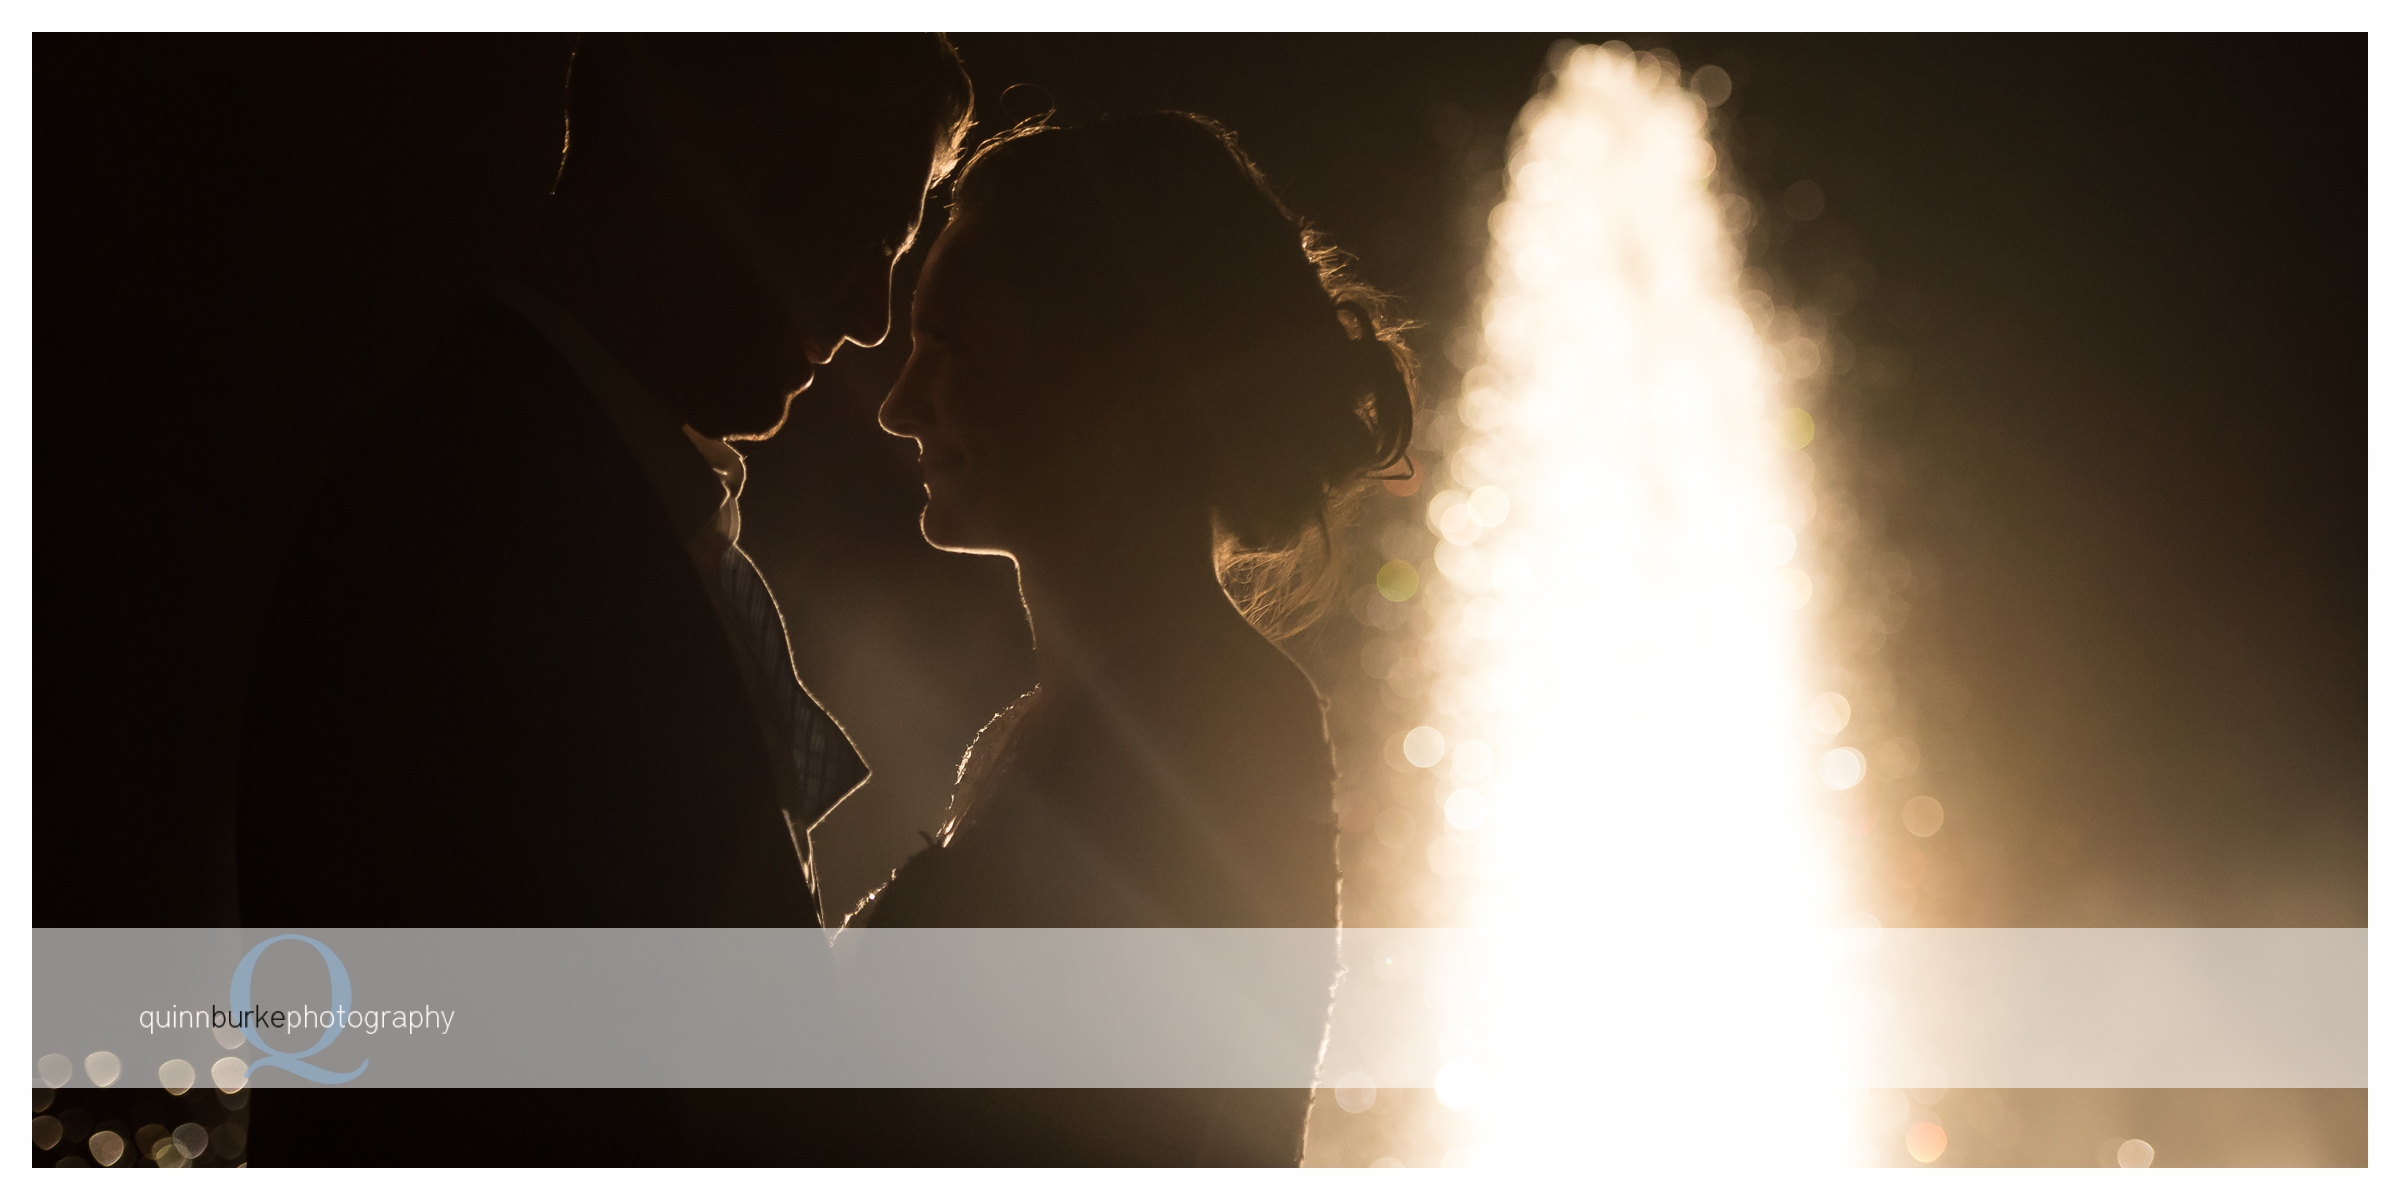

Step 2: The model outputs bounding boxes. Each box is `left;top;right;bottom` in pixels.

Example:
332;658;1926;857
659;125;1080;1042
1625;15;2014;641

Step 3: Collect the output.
564;34;974;195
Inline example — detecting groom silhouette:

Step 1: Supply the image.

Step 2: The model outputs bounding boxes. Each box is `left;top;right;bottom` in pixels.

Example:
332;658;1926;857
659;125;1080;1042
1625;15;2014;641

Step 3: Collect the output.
237;35;970;930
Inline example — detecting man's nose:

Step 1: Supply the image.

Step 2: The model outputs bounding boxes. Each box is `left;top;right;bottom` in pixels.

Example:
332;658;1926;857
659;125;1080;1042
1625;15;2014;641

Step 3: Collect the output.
830;257;898;355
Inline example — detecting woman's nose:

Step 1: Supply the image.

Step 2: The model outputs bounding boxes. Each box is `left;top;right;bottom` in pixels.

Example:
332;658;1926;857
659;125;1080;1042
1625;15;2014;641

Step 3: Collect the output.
878;360;933;438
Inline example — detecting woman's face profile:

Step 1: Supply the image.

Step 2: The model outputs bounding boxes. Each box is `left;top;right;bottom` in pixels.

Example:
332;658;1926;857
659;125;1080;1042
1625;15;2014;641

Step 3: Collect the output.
881;215;1120;557
881;216;1040;555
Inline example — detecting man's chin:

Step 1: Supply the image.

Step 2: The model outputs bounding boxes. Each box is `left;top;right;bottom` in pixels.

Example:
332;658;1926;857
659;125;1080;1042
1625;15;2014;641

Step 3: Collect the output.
719;392;799;443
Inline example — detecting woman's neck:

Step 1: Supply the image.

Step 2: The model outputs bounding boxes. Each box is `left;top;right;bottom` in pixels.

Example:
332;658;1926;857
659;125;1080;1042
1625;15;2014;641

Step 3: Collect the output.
1010;508;1254;701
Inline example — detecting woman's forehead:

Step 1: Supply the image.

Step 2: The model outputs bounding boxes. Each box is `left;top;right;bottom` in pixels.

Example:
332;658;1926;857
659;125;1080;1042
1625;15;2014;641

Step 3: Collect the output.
916;218;1007;317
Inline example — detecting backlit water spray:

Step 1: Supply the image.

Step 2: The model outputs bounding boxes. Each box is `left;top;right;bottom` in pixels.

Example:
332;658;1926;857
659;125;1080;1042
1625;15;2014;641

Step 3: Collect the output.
1402;42;1867;1165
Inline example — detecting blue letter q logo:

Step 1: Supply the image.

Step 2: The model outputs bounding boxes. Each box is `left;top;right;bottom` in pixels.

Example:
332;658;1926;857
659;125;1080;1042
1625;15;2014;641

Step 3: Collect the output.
229;934;368;1084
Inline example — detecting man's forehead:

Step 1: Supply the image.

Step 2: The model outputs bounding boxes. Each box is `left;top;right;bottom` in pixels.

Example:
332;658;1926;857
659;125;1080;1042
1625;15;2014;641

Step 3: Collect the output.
798;152;934;248
750;101;945;192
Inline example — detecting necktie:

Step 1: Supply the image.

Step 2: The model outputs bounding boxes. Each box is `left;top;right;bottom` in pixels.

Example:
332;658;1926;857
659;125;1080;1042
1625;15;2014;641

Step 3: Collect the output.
716;542;870;834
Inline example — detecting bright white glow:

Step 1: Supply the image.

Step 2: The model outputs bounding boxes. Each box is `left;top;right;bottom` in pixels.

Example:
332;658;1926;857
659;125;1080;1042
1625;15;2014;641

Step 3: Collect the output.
1821;747;1868;790
1423;44;1862;1166
1446;788;1489;830
1809;691;1853;735
1451;739;1494;781
1403;725;1448;768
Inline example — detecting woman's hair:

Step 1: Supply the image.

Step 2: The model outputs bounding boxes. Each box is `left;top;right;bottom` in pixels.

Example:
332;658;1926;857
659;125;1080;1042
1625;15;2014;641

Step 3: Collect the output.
948;111;1417;639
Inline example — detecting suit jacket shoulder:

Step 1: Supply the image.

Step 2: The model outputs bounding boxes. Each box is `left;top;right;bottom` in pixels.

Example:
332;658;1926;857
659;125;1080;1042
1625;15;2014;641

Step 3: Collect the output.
237;300;814;927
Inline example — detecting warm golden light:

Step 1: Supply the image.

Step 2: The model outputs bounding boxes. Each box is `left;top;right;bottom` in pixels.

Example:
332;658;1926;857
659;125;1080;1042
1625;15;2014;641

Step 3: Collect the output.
82;1050;121;1088
1415;42;1863;1165
88;1129;126;1167
1906;1119;1948;1163
1902;795;1946;838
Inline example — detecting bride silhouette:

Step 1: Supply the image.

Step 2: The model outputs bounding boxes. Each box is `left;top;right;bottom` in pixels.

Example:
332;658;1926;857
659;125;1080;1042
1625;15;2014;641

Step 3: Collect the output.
860;111;1416;1163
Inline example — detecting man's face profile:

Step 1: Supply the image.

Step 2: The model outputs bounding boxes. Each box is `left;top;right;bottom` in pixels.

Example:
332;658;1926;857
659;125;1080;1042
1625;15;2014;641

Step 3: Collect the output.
747;144;940;422
556;35;970;440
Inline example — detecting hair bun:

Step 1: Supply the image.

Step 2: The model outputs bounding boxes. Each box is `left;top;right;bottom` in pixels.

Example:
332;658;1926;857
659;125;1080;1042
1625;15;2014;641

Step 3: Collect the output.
949;111;1418;638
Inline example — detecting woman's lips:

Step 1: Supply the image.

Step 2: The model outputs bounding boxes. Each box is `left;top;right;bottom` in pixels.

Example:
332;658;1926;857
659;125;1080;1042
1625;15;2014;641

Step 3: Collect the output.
918;445;966;476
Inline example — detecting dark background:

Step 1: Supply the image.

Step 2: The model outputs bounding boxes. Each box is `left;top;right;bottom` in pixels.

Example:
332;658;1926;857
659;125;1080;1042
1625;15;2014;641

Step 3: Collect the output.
38;34;2362;938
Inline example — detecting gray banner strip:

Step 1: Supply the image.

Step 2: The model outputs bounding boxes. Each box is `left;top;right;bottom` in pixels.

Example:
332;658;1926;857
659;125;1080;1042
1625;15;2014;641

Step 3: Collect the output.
30;927;2363;1089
